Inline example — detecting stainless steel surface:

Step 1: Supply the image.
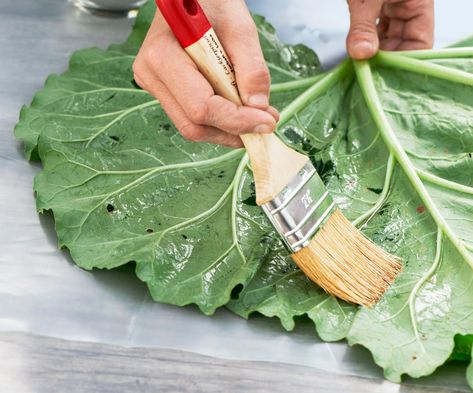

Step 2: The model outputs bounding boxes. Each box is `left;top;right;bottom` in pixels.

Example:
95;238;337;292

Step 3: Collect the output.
0;0;472;391
74;0;147;9
0;332;464;393
73;0;148;18
262;162;335;252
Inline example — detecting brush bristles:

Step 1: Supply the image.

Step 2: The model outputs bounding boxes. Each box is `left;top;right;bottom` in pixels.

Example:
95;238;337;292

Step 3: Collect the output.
292;209;401;307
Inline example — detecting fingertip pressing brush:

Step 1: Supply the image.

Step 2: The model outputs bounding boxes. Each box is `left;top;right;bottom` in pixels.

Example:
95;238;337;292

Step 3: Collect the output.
155;0;401;307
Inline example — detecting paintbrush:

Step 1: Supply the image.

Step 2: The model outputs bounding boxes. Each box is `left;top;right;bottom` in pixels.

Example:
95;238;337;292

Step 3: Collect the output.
155;0;401;307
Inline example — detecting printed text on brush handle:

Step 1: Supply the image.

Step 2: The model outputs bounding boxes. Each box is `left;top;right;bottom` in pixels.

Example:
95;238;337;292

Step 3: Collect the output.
186;28;242;105
203;32;237;89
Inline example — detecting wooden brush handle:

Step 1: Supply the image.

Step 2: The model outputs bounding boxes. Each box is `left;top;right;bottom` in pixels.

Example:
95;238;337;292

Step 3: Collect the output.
185;28;309;206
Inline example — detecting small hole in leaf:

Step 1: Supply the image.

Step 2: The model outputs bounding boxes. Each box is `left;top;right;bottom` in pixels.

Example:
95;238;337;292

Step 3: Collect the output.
105;93;116;103
231;284;244;300
182;234;188;240
146;229;154;233
106;204;115;212
110;136;120;142
242;195;257;206
368;187;383;195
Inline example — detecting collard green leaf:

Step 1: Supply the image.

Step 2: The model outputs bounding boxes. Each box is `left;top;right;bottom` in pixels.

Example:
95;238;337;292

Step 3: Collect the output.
14;1;473;388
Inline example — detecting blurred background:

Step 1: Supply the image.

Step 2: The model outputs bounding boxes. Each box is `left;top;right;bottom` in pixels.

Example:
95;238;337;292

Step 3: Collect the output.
247;0;473;66
72;0;473;66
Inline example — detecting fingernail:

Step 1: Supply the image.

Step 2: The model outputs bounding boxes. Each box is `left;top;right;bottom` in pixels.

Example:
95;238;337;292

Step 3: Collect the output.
352;40;376;58
248;94;269;107
254;124;273;134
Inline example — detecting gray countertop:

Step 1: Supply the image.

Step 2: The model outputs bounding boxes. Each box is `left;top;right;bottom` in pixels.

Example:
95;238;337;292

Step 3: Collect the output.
1;1;472;392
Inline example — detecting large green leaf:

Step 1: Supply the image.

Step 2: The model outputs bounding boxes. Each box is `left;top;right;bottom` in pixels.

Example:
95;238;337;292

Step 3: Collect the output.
14;1;473;388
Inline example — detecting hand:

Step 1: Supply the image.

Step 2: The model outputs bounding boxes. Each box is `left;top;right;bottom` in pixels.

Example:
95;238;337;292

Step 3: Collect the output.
133;0;278;148
347;0;434;60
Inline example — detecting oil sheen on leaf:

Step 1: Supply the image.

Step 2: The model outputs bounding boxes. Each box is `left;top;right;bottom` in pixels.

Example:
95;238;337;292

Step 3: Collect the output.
14;1;473;388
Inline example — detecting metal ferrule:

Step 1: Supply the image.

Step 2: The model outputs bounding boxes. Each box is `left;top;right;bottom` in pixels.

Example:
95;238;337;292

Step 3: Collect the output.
262;161;336;253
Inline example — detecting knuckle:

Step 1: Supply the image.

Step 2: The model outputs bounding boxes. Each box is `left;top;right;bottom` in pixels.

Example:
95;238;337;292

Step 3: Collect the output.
133;49;147;75
141;38;158;58
405;0;426;12
414;30;433;47
228;113;251;135
132;58;141;75
248;63;270;84
143;42;162;66
187;102;209;125
132;63;143;82
133;73;146;89
350;20;378;35
132;60;148;90
179;124;204;142
142;36;173;68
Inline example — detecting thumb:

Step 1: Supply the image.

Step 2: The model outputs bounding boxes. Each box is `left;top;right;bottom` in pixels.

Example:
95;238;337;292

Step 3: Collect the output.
347;0;384;60
215;2;271;109
226;27;271;109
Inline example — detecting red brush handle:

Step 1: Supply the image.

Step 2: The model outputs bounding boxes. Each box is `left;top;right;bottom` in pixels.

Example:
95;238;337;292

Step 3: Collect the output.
156;0;211;48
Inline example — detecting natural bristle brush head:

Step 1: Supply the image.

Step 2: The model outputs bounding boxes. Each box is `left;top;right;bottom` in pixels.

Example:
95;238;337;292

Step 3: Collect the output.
261;162;401;307
292;209;402;307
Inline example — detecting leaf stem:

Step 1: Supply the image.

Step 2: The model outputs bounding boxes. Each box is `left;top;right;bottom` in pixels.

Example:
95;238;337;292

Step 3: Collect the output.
278;59;352;127
418;170;473;196
231;154;250;263
374;51;473;87
352;154;395;228
354;60;473;269
407;228;443;353
86;100;159;147
396;47;473;60
267;62;302;78
270;74;325;93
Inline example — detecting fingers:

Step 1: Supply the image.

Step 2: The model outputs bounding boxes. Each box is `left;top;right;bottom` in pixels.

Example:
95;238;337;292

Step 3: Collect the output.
135;70;243;148
266;106;280;123
379;17;404;50
383;0;430;20
347;0;384;60
212;0;272;110
145;34;276;134
382;0;434;50
133;7;278;147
